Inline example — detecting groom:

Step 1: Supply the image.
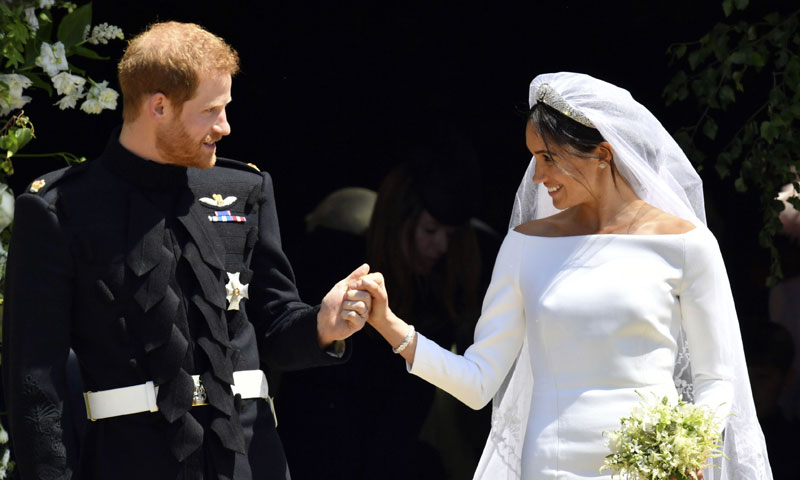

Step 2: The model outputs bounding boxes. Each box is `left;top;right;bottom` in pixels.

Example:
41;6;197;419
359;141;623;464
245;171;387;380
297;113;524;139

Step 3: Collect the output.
2;21;369;479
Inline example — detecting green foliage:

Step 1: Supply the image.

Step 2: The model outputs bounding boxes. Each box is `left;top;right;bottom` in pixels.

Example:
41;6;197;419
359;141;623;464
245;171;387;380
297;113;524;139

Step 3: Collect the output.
57;2;91;47
664;3;800;286
602;392;724;480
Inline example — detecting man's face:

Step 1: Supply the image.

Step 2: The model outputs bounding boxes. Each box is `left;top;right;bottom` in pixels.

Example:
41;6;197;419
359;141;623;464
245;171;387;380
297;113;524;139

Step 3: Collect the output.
155;72;232;169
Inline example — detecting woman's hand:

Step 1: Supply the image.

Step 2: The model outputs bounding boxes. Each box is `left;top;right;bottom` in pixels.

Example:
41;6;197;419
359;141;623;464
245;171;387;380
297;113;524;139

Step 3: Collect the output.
671;469;703;480
351;272;418;364
350;272;390;328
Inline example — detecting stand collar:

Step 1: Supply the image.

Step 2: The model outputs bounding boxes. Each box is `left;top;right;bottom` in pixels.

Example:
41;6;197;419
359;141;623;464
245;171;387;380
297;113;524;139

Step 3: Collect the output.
101;127;188;191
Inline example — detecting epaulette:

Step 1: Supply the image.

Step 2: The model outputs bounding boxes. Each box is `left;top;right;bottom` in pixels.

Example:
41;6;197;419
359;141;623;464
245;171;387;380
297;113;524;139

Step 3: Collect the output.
215;157;262;174
25;161;90;196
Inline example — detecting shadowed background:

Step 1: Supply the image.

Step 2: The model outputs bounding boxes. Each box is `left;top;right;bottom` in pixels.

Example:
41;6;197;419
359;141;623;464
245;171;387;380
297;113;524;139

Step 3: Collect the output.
9;0;784;317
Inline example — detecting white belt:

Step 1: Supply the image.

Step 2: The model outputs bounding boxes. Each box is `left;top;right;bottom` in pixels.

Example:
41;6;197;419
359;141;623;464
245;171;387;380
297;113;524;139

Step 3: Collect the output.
84;370;270;421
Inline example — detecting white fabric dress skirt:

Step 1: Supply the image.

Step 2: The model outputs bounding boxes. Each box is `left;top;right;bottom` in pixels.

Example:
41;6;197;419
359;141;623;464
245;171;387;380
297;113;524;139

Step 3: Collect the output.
410;227;734;479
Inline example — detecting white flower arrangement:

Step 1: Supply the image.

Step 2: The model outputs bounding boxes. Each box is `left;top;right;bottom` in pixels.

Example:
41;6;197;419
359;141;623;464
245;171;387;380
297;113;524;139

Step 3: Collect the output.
601;392;725;480
4;2;124;120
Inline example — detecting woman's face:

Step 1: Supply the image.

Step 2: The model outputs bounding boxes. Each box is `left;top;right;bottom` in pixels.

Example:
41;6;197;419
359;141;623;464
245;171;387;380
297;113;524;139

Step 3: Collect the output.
408;209;454;274
525;121;602;210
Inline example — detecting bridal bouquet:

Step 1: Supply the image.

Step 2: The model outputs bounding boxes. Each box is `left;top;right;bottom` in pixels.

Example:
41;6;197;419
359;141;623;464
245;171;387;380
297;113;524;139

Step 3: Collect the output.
601;392;724;480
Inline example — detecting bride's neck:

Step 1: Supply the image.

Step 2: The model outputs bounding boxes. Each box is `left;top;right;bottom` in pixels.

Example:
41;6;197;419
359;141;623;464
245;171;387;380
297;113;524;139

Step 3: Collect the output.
572;181;644;233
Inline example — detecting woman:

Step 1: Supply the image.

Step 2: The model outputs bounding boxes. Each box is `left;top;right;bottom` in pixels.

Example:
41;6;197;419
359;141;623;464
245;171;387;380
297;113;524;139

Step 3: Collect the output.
278;151;486;479
354;72;772;479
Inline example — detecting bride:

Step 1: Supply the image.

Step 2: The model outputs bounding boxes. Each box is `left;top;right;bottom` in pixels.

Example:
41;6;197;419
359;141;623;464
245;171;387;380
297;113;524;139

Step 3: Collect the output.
352;72;772;479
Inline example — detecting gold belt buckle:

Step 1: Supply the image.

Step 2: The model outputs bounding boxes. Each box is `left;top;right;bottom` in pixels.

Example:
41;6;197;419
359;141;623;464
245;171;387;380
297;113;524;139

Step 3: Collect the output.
192;379;208;406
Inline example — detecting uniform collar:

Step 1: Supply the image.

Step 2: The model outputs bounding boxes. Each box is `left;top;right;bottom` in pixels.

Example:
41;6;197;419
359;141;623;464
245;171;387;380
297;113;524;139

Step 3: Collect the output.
101;126;189;191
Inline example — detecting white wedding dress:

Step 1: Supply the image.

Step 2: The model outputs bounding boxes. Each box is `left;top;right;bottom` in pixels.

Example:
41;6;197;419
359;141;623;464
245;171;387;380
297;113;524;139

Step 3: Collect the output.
410;226;735;479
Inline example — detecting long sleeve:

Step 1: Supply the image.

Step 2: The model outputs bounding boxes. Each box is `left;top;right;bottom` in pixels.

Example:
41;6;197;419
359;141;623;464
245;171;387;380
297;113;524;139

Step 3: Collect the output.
248;172;347;370
409;232;525;410
2;192;77;479
678;227;736;426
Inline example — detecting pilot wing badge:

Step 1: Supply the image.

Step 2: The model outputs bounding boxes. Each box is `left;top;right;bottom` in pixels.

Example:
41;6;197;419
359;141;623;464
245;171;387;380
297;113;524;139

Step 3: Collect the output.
200;194;237;207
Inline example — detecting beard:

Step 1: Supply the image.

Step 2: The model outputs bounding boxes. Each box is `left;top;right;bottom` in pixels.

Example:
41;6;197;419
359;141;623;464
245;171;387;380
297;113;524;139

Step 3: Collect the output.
155;117;217;169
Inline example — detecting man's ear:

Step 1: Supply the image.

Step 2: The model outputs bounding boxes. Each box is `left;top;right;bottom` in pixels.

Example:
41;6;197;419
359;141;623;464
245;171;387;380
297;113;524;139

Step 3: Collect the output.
147;92;169;120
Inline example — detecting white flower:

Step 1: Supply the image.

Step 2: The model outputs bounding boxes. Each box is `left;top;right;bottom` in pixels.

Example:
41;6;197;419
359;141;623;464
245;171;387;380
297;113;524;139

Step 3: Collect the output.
0;73;33;116
24;7;38;32
36;41;69;77
0;427;7;445
0;448;8;467
56;93;82;110
80;80;118;114
97;86;118;110
80;97;102;114
86;23;124;45
0;185;14;234
39;0;55;7
51;72;86;96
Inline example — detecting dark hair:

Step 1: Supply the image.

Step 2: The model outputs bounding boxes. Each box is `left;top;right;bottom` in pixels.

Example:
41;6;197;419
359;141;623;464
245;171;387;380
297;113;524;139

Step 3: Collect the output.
366;163;480;327
529;103;605;153
528;103;618;187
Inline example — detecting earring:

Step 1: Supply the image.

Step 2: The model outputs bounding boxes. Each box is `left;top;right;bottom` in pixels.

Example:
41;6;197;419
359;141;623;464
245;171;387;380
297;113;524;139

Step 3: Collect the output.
599;162;607;169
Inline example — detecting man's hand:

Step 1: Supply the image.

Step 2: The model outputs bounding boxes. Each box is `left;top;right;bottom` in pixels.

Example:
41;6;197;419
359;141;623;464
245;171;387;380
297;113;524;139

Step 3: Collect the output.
317;263;372;348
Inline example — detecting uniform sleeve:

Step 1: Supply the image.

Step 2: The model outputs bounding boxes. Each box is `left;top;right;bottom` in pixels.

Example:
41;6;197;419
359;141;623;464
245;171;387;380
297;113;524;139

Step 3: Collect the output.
2;193;77;479
678;227;736;427
247;172;348;370
409;232;525;410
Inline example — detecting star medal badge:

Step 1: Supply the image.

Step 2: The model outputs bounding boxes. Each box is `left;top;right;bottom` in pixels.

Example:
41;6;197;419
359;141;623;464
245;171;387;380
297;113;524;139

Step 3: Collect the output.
225;272;249;311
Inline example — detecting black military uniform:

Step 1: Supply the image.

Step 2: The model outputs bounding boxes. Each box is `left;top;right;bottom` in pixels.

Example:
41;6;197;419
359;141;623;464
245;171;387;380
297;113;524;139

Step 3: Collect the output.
2;131;348;479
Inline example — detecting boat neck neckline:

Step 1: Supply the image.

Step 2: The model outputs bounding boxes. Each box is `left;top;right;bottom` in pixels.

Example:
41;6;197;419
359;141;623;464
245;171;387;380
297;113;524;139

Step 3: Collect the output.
509;226;700;239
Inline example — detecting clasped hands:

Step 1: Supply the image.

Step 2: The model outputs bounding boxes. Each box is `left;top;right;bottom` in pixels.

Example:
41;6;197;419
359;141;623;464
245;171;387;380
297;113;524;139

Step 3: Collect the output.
316;263;399;351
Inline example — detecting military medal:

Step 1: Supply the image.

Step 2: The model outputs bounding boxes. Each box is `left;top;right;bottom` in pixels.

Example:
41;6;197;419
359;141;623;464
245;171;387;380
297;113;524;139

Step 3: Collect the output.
225;272;249;311
208;210;246;223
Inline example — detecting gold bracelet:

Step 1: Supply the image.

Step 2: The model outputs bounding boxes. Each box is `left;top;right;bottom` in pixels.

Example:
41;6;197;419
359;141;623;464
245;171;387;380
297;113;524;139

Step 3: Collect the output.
392;325;415;354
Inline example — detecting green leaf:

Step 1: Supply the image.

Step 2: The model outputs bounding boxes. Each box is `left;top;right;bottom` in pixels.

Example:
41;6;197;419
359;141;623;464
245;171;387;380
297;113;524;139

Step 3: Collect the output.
764;12;781;25
57;2;92;48
748;50;767;68
0;136;13;154
719;85;735;108
776;51;789;68
13;127;32;152
760;121;779;143
22;72;53;97
722;0;733;17
729;136;743;157
733;0;749;10
703;117;719;140
728;51;747;64
69;45;108;61
734;176;748;192
688;49;708;70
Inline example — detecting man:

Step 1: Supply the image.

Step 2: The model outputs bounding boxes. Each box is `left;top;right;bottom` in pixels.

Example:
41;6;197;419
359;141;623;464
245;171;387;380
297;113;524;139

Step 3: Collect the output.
2;22;369;479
